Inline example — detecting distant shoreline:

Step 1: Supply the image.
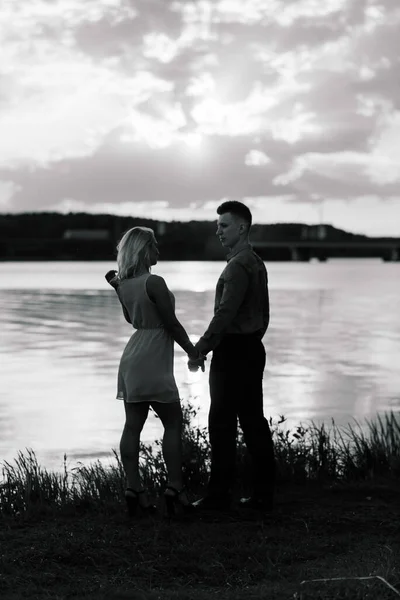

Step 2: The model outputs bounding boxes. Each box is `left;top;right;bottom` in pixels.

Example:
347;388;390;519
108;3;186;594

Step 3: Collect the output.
0;256;393;262
1;212;399;261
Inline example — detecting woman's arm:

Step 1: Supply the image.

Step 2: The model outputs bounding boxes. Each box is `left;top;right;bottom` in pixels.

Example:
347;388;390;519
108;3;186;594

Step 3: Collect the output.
146;274;200;359
105;270;132;324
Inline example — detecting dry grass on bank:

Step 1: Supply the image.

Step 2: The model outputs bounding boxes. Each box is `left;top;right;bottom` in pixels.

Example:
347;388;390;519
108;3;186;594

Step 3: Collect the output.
0;405;399;600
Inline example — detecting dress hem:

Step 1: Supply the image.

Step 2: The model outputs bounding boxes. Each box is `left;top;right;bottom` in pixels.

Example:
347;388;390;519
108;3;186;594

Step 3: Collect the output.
117;392;180;404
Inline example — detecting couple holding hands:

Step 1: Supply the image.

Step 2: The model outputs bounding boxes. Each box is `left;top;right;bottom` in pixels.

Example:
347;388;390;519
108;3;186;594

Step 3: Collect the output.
106;201;275;518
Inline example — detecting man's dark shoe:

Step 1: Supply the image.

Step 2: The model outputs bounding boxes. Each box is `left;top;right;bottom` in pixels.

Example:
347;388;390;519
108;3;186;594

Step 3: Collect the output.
239;496;273;513
192;495;232;511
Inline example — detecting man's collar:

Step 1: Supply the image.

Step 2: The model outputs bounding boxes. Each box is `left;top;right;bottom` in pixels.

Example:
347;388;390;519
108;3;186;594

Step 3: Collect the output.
227;242;252;261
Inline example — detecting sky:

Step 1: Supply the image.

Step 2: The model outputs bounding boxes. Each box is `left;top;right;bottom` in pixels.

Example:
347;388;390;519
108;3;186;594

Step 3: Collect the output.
1;0;400;236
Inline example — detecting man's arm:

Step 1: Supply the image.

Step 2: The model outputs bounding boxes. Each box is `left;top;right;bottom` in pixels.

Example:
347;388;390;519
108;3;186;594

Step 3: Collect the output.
259;283;270;339
196;262;249;355
254;264;270;340
260;266;270;338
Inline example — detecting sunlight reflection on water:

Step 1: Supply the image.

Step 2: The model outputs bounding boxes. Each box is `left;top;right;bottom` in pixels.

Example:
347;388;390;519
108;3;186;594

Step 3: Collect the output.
0;260;399;472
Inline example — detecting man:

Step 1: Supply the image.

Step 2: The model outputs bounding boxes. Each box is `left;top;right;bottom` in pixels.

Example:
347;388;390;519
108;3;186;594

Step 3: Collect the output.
189;200;276;512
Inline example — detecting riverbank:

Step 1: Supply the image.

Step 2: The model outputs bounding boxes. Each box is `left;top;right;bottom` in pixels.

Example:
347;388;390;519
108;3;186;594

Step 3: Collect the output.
1;478;399;600
1;407;399;599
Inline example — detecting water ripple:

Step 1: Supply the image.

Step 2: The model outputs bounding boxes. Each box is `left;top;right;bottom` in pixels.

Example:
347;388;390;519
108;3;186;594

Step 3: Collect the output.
1;260;399;472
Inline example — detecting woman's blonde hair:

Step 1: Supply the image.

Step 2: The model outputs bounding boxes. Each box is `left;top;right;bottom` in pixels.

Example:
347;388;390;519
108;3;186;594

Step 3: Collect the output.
116;226;155;280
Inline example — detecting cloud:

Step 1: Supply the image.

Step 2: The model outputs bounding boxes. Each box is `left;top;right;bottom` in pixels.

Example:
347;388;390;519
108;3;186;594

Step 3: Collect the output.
2;132;286;211
0;181;21;209
1;0;400;234
245;150;271;166
274;109;400;193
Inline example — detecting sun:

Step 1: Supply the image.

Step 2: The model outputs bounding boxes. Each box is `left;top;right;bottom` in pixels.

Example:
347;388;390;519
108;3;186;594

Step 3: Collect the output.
181;132;203;148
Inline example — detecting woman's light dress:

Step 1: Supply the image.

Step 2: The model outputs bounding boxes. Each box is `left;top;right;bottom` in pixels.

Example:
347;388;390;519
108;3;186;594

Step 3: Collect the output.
116;274;180;403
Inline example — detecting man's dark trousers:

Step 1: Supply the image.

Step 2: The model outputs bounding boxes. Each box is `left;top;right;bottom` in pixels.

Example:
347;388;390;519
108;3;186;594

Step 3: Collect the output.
206;333;276;503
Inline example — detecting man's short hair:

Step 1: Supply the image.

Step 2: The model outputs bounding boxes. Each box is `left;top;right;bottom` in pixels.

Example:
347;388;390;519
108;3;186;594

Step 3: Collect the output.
217;200;252;228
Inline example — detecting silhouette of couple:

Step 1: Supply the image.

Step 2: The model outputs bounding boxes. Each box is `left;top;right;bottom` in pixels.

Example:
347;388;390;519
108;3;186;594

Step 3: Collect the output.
106;201;275;518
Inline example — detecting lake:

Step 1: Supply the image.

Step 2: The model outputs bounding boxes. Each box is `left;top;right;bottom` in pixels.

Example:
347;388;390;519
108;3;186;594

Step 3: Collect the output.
0;259;399;475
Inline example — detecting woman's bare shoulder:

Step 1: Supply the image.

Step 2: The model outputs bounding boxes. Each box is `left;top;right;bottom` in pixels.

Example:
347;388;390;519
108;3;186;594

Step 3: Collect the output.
146;274;168;294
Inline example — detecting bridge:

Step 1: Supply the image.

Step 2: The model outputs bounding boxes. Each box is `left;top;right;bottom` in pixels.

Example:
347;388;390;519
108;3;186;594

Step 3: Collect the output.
251;240;400;262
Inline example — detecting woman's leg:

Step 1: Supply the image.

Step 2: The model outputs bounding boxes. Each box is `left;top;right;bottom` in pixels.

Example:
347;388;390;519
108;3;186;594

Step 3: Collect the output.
151;401;183;490
120;401;149;491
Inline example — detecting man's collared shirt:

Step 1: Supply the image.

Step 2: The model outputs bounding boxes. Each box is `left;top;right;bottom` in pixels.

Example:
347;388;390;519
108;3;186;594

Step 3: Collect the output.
197;243;270;355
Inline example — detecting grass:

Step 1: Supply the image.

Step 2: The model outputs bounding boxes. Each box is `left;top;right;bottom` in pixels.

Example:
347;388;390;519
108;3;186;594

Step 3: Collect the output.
0;403;399;600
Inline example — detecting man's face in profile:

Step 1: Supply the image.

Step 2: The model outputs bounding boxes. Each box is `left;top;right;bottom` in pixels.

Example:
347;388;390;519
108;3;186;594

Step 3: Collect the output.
216;212;243;249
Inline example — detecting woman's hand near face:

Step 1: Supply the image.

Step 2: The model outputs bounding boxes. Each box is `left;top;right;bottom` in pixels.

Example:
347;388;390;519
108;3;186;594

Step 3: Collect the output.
105;270;119;290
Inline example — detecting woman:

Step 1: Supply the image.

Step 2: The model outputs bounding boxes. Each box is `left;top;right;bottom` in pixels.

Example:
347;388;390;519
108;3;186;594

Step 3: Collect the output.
105;226;204;517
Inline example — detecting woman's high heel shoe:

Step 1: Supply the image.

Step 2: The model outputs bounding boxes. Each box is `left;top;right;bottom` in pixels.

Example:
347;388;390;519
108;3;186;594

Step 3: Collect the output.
164;485;195;517
125;488;157;517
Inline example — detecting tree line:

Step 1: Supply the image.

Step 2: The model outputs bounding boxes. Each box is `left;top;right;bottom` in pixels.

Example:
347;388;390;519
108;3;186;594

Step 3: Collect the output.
0;211;387;261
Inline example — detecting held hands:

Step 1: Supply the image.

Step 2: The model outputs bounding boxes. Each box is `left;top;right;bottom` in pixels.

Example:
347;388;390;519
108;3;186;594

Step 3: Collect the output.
188;352;207;373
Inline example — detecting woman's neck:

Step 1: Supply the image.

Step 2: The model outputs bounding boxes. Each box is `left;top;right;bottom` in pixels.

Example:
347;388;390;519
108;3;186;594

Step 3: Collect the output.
127;267;149;278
